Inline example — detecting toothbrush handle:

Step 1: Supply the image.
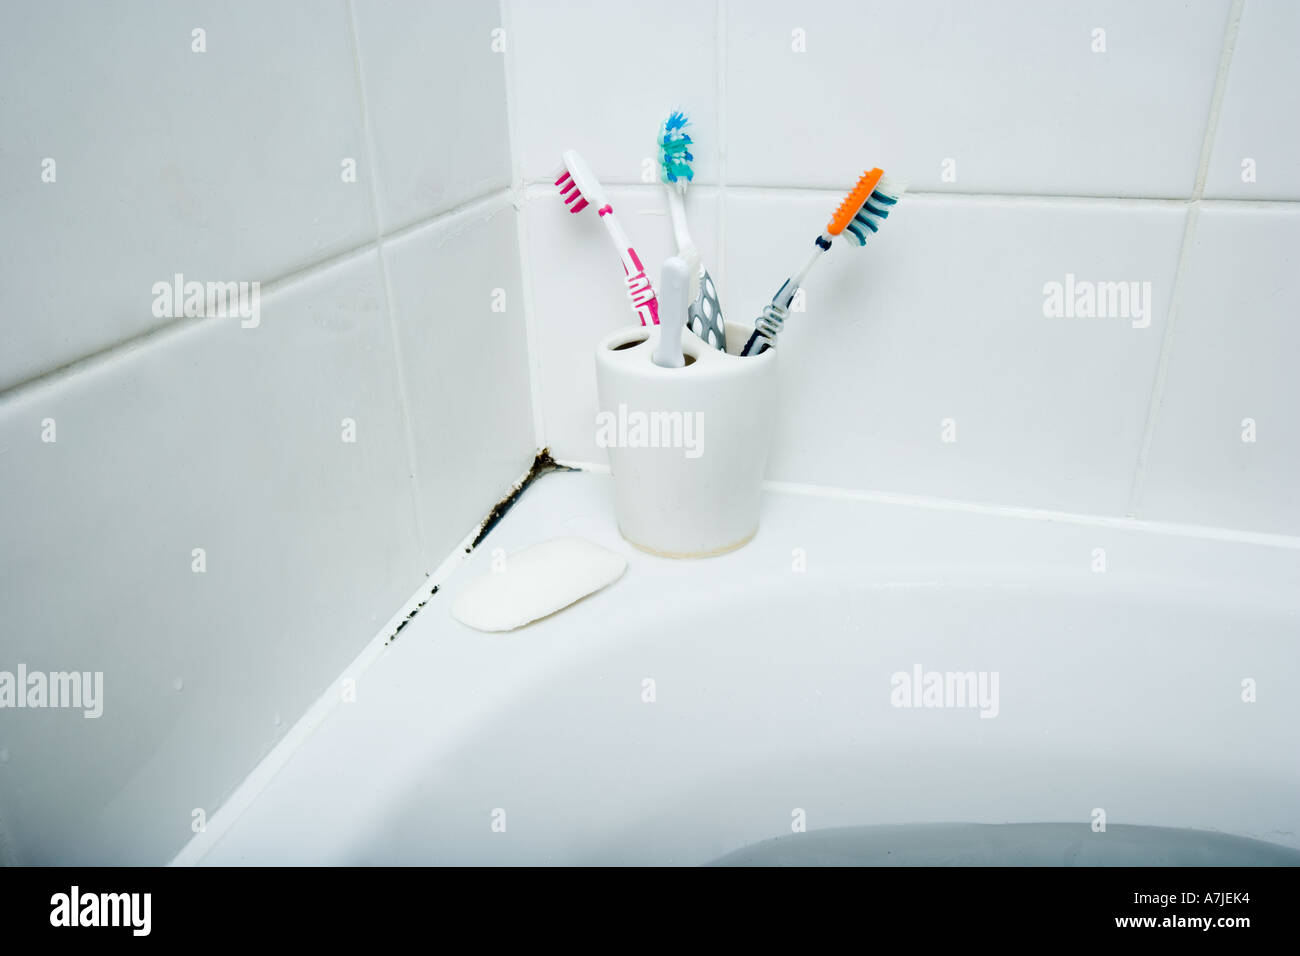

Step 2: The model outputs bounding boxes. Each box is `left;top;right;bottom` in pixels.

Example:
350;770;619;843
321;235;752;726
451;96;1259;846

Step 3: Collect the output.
622;246;660;327
652;256;690;369
665;187;692;251
599;204;659;326
741;237;832;356
741;287;790;357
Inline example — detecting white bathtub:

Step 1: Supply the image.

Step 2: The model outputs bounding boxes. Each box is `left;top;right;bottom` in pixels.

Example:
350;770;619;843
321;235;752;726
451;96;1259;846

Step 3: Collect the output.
181;471;1300;866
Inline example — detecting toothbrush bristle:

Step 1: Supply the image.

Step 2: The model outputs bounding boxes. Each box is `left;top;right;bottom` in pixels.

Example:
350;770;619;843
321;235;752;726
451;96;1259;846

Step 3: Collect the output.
836;172;908;247
555;165;589;214
658;111;695;187
826;169;884;236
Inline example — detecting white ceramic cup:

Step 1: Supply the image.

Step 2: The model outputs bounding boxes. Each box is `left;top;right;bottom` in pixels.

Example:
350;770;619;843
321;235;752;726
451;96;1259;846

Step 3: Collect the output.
594;320;778;558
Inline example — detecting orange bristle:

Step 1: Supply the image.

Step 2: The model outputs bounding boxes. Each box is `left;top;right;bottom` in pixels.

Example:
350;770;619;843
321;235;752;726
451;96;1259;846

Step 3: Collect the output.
827;168;884;235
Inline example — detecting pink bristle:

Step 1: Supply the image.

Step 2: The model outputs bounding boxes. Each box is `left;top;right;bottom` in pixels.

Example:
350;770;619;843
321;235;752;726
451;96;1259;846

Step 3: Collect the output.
556;162;589;213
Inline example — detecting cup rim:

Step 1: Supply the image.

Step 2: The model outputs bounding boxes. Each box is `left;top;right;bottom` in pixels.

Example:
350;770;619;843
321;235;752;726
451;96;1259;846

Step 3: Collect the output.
597;321;776;366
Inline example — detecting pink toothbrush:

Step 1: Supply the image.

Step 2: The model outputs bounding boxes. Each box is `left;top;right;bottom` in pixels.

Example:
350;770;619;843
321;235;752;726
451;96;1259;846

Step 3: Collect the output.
555;149;659;326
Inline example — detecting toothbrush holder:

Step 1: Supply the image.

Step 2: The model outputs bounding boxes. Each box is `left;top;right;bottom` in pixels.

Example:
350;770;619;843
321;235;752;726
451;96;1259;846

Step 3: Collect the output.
594;320;778;558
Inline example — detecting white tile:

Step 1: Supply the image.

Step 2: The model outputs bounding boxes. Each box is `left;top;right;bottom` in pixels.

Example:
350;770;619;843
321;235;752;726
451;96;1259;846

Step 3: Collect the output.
0;252;424;864
726;0;1230;196
382;197;537;562
507;0;720;186
526;184;721;463
1204;0;1300;200
0;1;374;390
723;191;1186;513
1139;205;1300;533
352;0;511;231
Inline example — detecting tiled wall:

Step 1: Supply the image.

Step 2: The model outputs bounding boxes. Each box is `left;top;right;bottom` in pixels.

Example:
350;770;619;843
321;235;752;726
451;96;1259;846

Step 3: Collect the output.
0;1;533;863
513;0;1300;535
3;0;1297;865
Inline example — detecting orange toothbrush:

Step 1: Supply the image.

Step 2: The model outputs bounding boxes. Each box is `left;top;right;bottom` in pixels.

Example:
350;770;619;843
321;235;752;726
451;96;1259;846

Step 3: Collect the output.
741;169;906;356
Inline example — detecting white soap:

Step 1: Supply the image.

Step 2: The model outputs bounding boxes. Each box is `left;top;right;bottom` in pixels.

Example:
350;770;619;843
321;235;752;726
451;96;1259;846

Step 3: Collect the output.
451;537;628;632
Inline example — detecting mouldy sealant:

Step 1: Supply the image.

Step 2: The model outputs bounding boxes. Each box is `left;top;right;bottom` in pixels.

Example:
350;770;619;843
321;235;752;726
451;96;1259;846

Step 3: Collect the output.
467;449;576;552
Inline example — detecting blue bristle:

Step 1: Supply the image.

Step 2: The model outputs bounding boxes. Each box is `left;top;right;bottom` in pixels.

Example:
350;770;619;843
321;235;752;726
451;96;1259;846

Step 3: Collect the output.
852;211;879;233
659;111;695;185
843;182;903;245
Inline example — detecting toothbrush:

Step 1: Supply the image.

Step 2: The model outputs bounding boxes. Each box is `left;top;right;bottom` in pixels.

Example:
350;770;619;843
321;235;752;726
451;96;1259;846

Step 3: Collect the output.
652;250;701;369
555;149;659;327
740;169;906;357
658;112;726;351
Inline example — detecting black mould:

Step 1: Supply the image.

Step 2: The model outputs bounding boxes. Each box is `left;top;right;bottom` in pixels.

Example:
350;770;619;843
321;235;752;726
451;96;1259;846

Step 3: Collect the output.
385;451;575;645
384;586;438;646
467;449;576;552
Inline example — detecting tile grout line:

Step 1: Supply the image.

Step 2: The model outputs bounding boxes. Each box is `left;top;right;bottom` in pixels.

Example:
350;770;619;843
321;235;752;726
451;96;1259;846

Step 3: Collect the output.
0;186;515;408
514;202;547;452
1191;0;1248;199
716;0;728;309
345;0;431;569
500;0;548;452
1122;201;1200;517
517;180;1290;210
0;235;376;404
511;182;1292;209
1125;0;1246;518
376;187;515;247
516;179;1300;206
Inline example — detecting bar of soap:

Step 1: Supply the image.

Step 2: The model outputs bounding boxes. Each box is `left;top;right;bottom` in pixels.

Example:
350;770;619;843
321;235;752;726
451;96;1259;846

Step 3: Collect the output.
451;537;627;632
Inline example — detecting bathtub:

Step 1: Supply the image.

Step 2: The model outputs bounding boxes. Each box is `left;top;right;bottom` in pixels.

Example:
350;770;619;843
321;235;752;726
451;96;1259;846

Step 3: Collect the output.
180;471;1300;866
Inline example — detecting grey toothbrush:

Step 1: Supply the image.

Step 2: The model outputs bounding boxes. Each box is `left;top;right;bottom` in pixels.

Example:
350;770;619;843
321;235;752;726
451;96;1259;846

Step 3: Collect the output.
658;111;726;352
740;168;906;357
